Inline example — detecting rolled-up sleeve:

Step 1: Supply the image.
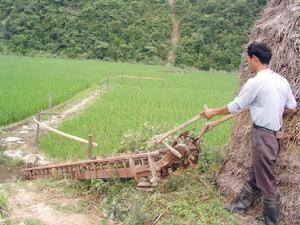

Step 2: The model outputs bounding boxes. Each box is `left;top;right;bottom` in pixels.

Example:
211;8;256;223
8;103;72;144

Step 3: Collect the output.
228;100;242;114
285;86;297;109
227;79;257;114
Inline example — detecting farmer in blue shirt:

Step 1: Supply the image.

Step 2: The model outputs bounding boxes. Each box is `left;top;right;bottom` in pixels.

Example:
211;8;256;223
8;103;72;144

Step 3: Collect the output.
203;42;297;225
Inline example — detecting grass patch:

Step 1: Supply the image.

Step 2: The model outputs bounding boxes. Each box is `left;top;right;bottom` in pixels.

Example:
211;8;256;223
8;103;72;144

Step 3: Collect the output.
22;218;43;225
0;191;9;223
6;218;43;225
76;167;241;225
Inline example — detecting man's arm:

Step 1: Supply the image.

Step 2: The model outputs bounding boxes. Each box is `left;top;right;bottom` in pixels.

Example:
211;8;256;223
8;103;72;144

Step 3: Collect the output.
203;106;230;119
203;79;256;120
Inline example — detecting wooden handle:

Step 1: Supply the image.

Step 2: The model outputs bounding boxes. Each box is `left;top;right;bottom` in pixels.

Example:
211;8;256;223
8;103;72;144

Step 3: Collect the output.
149;113;205;144
198;111;244;139
149;104;211;145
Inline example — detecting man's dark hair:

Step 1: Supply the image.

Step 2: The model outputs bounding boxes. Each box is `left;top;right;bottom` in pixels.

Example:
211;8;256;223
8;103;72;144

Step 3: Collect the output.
247;42;272;64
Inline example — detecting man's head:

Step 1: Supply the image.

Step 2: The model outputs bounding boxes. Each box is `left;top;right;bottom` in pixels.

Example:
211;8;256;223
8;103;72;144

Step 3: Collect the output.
246;42;272;73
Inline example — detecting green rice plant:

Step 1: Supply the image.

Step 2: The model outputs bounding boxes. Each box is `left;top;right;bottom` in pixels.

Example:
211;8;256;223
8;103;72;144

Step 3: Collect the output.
0;55;172;126
40;70;237;159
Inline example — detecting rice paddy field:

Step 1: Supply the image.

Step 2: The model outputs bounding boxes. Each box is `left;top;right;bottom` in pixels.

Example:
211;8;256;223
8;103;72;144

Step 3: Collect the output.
1;55;241;225
42;77;238;160
0;55;238;160
0;55;173;126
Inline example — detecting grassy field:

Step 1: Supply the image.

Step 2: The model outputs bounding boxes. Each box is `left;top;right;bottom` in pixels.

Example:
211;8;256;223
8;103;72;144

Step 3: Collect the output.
0;55;173;126
0;54;237;158
39;68;237;160
1;55;241;224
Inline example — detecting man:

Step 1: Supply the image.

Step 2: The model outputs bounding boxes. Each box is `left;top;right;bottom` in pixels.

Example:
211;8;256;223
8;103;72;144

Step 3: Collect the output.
203;42;297;225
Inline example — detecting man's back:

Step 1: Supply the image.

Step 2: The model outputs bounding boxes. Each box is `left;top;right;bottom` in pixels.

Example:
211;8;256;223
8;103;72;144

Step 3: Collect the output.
248;69;296;131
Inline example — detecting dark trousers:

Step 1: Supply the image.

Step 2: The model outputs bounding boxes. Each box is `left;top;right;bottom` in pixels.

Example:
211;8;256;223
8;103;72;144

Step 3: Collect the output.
245;127;281;199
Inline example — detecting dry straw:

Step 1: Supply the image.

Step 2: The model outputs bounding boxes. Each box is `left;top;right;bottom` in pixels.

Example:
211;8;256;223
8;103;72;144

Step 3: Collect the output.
217;1;300;224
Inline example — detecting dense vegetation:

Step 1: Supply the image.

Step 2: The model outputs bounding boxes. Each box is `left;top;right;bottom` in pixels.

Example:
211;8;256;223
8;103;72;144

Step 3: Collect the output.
0;0;172;64
0;0;266;71
175;0;266;71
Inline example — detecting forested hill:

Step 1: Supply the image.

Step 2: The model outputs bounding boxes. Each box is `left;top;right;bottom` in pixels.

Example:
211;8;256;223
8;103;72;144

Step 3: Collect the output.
0;0;266;71
175;0;266;71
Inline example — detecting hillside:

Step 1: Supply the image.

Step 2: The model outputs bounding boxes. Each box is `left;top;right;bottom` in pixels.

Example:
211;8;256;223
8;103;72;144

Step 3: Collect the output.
0;0;266;71
175;0;266;71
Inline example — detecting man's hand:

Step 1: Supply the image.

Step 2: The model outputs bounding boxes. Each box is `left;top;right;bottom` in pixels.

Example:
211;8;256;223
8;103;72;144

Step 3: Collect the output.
203;108;216;120
201;105;231;119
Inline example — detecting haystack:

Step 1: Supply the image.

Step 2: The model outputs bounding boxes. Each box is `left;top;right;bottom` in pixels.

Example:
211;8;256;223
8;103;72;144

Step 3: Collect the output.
217;1;300;224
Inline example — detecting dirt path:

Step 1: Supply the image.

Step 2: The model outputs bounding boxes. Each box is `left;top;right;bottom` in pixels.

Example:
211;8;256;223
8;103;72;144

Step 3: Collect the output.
167;0;181;65
0;86;117;225
0;86;108;166
5;180;116;225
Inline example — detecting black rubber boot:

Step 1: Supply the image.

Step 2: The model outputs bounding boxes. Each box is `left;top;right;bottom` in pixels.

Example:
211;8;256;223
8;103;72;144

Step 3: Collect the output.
259;196;280;225
224;182;260;215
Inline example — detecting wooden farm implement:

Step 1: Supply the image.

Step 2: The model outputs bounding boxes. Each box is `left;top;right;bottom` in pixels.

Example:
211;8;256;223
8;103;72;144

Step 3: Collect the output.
24;108;243;184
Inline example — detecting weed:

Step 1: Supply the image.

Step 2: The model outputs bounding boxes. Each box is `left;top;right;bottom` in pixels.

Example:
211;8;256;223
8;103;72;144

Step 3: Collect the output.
0;191;8;223
23;218;43;225
125;200;147;225
119;122;170;153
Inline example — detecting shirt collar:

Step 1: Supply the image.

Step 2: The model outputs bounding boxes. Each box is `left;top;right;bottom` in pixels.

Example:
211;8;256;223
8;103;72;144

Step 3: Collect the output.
256;68;271;77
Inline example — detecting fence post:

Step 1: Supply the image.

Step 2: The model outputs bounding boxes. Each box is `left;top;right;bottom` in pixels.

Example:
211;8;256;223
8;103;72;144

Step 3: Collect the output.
36;113;41;146
87;134;94;159
48;93;52;126
106;77;109;90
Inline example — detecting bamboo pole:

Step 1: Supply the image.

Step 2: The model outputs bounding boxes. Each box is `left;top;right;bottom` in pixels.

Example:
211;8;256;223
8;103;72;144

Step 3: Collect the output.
33;116;98;147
